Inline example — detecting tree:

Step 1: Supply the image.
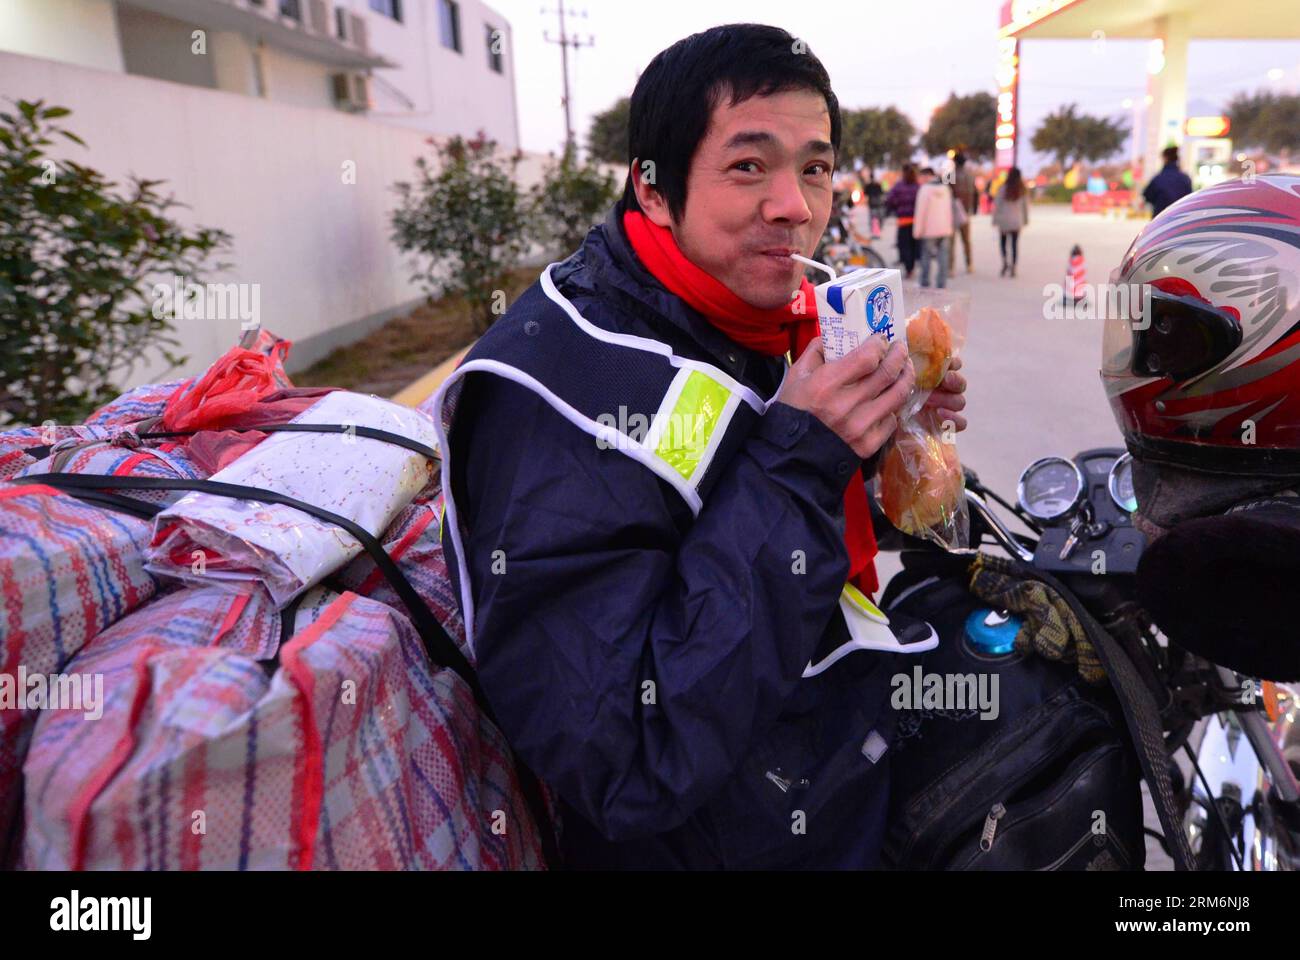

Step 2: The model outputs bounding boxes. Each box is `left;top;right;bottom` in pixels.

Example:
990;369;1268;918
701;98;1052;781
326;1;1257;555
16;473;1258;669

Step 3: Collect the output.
1030;103;1128;173
390;133;529;334
0;100;231;426
1255;96;1300;154
922;92;998;160
529;147;618;257
1226;90;1277;150
1228;90;1300;154
587;97;630;166
840;106;915;171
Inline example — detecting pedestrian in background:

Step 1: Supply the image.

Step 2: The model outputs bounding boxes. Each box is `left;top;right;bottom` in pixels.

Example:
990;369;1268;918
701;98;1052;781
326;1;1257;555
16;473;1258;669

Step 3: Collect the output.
948;151;976;274
993;166;1029;278
913;166;954;288
864;170;884;236
1142;146;1193;216
885;163;920;278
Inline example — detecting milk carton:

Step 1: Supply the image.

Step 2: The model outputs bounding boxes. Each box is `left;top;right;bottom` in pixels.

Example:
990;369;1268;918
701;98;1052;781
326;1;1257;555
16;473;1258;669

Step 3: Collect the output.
810;267;906;360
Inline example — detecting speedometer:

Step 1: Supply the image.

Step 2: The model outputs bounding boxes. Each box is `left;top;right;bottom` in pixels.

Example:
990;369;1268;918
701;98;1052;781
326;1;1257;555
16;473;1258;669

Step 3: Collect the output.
1016;456;1086;521
1108;453;1137;513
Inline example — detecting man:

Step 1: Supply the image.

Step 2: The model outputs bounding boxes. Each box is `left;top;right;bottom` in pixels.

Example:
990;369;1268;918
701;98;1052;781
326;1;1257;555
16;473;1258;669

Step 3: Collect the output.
948;152;976;274
913;167;953;289
430;24;966;869
1141;146;1193;216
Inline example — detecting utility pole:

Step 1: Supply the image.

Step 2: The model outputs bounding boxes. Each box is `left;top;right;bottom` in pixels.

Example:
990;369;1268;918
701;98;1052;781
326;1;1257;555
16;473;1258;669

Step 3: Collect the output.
542;4;594;155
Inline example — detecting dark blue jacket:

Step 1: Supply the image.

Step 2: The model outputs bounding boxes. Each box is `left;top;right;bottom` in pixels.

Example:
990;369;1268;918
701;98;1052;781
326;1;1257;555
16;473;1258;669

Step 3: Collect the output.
1143;162;1193;216
443;205;898;869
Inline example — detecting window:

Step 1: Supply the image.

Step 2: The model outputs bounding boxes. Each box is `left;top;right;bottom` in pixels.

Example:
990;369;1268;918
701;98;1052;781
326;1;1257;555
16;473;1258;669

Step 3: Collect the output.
278;0;301;20
368;0;402;22
485;24;503;73
336;7;348;38
439;0;461;53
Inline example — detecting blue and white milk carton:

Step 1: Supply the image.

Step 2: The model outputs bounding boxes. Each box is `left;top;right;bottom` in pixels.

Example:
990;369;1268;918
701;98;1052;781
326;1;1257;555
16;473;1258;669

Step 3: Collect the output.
811;267;905;360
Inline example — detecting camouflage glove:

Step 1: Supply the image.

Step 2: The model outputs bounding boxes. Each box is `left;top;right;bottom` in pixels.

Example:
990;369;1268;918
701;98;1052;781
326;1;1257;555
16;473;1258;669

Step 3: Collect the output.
968;553;1106;685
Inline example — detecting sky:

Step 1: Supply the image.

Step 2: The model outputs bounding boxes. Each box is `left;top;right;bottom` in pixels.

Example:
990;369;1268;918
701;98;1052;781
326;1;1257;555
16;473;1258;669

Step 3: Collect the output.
489;0;1300;174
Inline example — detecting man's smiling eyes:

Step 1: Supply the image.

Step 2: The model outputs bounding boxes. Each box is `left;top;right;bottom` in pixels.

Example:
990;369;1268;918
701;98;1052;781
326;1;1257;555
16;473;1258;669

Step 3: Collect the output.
730;160;832;176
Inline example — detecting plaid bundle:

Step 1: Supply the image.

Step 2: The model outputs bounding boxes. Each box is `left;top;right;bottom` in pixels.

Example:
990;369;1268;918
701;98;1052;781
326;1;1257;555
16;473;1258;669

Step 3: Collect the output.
0;485;160;862
20;585;543;870
3;333;546;870
336;493;469;660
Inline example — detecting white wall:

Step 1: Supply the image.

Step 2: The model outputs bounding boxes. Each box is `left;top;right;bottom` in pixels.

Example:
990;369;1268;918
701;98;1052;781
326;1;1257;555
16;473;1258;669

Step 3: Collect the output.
0;48;553;388
0;0;125;73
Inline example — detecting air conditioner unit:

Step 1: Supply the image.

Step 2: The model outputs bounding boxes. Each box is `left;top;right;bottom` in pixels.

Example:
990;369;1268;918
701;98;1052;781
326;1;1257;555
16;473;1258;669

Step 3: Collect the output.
348;13;368;53
331;71;372;111
306;0;329;34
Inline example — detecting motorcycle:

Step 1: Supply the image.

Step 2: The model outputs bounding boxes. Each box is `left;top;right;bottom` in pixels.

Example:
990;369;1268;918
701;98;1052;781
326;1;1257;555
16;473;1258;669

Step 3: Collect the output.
912;447;1300;870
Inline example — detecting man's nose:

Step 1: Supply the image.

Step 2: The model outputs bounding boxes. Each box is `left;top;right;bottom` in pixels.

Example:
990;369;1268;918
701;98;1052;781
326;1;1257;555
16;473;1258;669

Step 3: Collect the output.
762;168;812;225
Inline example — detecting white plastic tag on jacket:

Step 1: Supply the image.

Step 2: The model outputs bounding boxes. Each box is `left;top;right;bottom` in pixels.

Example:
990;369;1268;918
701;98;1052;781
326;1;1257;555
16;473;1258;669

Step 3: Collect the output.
802;583;938;678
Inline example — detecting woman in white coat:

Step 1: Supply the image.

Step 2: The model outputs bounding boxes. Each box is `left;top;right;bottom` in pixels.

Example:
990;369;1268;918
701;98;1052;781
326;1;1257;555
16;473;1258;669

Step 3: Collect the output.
993;167;1030;278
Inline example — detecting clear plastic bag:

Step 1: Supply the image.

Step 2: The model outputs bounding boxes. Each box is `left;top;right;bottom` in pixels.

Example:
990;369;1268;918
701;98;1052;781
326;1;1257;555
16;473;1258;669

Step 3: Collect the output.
874;289;971;550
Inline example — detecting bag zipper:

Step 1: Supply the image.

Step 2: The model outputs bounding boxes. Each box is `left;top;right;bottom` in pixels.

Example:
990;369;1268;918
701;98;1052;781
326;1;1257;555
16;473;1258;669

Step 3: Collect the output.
979;803;1007;852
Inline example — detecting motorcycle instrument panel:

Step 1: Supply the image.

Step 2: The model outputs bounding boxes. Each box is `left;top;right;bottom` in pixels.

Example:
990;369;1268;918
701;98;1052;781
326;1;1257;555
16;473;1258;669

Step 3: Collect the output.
1016;456;1086;521
1025;448;1147;574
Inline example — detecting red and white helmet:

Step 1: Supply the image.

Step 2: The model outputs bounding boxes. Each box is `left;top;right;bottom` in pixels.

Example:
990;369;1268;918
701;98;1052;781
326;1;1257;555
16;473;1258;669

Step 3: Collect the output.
1103;174;1300;476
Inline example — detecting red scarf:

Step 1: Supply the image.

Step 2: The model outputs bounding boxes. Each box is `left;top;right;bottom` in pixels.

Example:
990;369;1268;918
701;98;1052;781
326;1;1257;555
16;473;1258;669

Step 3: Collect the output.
623;209;879;595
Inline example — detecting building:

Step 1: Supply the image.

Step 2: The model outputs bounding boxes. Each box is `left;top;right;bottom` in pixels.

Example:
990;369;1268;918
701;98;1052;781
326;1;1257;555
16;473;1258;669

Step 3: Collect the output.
0;0;520;148
0;0;532;383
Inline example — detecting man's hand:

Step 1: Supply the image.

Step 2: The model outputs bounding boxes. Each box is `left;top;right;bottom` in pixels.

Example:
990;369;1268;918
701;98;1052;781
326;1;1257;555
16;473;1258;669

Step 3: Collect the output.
923;355;968;432
778;337;914;458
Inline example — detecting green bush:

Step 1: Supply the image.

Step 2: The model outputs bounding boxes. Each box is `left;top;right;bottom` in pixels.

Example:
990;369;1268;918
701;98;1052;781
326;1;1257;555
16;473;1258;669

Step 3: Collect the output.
529;147;617;258
390;133;529;335
0;100;231;426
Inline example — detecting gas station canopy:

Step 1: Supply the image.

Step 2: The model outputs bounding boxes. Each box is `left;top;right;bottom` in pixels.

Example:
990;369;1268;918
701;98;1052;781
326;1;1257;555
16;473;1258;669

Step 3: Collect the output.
1001;0;1300;40
996;0;1300;182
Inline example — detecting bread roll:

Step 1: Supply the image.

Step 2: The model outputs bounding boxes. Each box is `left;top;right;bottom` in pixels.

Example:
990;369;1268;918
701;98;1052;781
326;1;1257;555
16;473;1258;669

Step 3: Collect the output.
878;429;963;533
906;307;954;391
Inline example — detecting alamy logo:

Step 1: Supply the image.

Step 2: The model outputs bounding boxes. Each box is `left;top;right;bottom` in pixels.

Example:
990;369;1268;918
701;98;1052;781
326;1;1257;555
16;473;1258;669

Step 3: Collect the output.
864;284;895;340
152;274;261;329
50;890;151;940
595;405;709;454
0;668;103;720
890;666;1000;720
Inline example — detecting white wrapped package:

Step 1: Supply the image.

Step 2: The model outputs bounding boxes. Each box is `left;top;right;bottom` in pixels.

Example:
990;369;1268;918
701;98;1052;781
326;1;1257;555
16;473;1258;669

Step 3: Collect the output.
147;391;438;606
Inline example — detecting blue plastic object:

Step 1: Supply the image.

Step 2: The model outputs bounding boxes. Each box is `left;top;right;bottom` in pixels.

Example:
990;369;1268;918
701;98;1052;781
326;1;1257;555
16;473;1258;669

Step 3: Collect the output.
963;608;1021;655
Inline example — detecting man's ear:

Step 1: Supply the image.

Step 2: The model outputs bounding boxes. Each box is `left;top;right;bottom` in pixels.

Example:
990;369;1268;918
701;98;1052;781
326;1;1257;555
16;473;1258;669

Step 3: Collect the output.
629;157;673;228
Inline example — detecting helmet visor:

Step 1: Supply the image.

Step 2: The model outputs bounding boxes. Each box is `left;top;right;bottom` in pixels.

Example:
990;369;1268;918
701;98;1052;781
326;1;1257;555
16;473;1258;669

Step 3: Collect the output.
1102;284;1242;382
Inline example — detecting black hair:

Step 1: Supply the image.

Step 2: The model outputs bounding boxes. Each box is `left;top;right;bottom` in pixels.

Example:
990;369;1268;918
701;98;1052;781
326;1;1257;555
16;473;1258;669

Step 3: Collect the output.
1162;145;1180;164
901;163;917;185
1004;166;1024;201
622;23;841;221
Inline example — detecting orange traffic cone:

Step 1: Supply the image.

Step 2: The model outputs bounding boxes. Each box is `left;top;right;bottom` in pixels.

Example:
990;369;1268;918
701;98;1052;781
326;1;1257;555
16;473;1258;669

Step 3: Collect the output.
1065;244;1087;304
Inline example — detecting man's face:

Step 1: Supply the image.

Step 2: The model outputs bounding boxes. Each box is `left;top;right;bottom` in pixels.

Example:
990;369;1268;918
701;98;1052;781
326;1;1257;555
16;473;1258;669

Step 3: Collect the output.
638;88;834;310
